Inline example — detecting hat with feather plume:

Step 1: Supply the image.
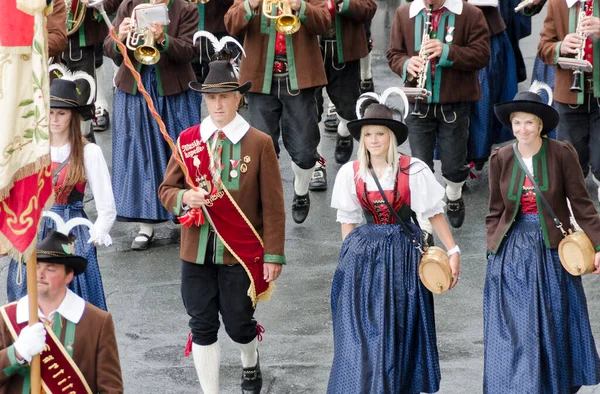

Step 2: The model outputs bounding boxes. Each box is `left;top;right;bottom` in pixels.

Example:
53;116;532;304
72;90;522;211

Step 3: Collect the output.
48;64;96;121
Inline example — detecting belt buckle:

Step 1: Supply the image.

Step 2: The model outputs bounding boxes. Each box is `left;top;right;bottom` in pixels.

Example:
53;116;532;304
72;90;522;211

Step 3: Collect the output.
273;60;288;76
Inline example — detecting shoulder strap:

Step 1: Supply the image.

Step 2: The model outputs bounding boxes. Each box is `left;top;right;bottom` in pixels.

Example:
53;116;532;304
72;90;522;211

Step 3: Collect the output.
52;159;69;186
512;143;567;236
369;166;423;253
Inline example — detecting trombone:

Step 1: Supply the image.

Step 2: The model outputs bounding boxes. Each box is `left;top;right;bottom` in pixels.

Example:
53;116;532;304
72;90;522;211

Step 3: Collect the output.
126;4;162;65
262;0;301;35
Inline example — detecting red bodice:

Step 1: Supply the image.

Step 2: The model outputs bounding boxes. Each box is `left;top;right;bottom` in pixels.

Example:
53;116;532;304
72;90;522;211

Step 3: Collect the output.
520;176;538;214
52;161;86;204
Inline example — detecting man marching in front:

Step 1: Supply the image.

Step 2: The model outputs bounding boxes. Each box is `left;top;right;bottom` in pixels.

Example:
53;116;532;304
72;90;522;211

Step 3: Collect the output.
159;57;286;394
0;231;123;393
387;0;490;232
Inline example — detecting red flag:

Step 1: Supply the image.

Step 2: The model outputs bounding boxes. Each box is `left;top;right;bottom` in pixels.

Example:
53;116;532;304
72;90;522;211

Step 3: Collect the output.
0;0;53;260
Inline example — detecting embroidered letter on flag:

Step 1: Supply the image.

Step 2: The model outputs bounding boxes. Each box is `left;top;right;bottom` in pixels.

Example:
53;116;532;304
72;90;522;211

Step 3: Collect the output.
0;0;54;260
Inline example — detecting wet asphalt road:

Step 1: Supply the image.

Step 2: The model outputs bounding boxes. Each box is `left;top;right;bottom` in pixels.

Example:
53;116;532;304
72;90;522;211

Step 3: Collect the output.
2;1;600;393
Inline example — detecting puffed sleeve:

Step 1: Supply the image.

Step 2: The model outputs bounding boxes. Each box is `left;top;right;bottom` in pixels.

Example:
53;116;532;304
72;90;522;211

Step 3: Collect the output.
83;144;116;246
331;162;363;224
408;158;445;219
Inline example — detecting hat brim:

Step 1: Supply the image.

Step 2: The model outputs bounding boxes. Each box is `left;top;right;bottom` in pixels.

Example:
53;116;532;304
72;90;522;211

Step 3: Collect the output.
347;118;409;145
188;81;252;95
49;101;95;121
35;254;88;276
494;100;559;135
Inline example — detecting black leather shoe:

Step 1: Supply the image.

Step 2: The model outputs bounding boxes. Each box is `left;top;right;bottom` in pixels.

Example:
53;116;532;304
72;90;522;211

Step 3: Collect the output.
446;197;465;229
84;124;96;144
292;193;310;224
360;78;374;94
92;109;110;132
324;106;339;132
309;167;327;191
241;352;262;394
334;135;353;164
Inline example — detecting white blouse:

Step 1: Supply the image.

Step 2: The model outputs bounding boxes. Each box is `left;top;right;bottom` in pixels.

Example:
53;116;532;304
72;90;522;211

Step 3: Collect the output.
50;143;116;246
331;158;446;224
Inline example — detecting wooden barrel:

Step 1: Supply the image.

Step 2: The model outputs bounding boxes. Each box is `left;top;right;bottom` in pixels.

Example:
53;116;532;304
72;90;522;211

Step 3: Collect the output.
558;231;595;276
418;246;452;294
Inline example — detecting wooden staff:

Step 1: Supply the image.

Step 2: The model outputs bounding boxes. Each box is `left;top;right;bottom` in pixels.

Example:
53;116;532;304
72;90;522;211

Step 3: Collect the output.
26;249;41;394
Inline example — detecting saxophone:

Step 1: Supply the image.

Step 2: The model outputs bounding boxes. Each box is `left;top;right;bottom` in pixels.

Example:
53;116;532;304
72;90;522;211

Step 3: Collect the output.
411;5;433;116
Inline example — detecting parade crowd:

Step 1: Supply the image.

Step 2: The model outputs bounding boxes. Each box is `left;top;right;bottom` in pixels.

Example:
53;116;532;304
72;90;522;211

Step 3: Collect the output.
1;0;600;392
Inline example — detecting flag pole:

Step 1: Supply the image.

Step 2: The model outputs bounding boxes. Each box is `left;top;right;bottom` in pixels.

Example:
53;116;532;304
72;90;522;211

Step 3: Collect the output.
26;249;41;394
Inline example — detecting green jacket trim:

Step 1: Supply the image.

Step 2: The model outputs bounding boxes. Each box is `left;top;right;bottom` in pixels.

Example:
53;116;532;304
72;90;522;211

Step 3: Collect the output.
414;11;423;52
334;14;344;63
285;34;300;91
195;224;210;264
79;22;86;47
244;0;255;22
260;9;277;93
51;317;76;358
264;254;286;264
159;33;170;55
595;244;600;252
430;11;454;103
438;43;452;67
173;189;187;216
3;345;24;377
298;0;307;23
131;62;144;95
402;60;409;81
553;42;562;64
215;237;225;264
339;0;351;14
155;64;165;96
167;0;174;10
113;41;121;55
198;4;205;30
221;139;241;191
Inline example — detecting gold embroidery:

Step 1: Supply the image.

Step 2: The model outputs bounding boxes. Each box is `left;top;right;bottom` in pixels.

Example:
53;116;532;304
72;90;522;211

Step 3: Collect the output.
49;362;59;370
53;369;65;378
42;355;55;364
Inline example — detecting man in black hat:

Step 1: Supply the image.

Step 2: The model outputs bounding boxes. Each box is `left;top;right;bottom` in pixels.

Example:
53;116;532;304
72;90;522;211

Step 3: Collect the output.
159;59;286;394
0;231;123;393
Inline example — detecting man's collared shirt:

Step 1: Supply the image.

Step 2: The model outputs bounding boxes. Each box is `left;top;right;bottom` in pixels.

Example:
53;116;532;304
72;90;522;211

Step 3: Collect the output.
200;113;251;144
16;288;85;325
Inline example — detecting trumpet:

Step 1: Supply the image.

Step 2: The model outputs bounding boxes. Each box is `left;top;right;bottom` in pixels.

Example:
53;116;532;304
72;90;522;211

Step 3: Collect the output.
411;5;433;116
65;0;87;36
263;0;301;35
126;4;161;65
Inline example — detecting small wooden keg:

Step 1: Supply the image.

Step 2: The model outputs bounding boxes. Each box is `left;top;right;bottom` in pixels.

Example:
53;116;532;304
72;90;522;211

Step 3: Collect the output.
419;246;452;294
558;231;595;276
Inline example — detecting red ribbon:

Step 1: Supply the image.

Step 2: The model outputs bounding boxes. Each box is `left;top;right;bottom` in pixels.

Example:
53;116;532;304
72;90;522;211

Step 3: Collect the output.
184;332;193;357
468;161;478;180
179;208;205;228
256;323;265;342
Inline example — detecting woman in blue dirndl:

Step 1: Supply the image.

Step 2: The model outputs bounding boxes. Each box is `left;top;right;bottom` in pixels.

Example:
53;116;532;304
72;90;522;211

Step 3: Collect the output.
7;68;116;311
484;83;600;393
328;95;461;394
104;0;202;250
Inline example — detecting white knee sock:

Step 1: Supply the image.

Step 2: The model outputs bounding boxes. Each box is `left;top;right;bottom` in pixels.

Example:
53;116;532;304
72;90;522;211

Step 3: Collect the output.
135;223;154;242
95;63;108;111
360;52;372;81
292;162;315;196
337;117;350;137
443;177;464;201
593;175;600;202
234;337;258;368
192;342;220;394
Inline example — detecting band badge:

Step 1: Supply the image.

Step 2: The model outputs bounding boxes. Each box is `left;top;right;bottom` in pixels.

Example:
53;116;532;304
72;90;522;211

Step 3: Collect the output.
445;26;455;43
240;163;248;174
230;159;241;178
243;155;251;163
197;175;212;194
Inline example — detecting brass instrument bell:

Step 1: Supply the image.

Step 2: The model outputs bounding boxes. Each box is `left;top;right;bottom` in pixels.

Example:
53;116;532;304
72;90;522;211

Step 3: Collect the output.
126;4;161;65
262;0;301;35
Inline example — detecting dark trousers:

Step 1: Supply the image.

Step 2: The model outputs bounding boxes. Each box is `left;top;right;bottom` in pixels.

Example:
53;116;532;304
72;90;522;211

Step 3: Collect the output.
316;40;361;122
62;36;96;77
404;102;471;183
556;95;600;180
247;78;320;169
181;235;257;346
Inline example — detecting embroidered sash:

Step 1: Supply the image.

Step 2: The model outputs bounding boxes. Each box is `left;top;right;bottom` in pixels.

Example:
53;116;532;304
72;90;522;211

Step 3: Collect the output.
177;126;273;306
0;303;92;394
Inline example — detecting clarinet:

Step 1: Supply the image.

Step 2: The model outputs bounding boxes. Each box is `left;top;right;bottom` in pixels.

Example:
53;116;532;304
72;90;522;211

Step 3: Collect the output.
411;5;433;116
570;0;591;93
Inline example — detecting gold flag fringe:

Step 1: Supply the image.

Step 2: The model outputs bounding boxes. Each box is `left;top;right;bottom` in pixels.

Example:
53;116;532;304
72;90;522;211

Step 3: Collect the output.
0;155;50;202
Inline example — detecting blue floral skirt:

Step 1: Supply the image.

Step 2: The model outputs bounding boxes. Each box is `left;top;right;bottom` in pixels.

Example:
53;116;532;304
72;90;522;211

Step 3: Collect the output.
484;214;600;393
7;202;107;310
112;66;202;222
328;223;440;394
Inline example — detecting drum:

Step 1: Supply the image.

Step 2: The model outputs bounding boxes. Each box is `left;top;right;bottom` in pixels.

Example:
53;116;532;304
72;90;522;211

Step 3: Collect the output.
418;246;452;294
558;231;595;276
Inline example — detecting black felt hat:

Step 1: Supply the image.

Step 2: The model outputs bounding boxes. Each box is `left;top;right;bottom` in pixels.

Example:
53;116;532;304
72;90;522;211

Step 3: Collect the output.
347;104;409;145
189;60;251;94
49;65;96;121
494;84;559;135
35;231;88;276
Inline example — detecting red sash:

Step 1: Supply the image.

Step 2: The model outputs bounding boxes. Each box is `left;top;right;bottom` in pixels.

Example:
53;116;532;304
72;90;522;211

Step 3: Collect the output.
177;126;273;306
0;303;92;394
354;156;411;223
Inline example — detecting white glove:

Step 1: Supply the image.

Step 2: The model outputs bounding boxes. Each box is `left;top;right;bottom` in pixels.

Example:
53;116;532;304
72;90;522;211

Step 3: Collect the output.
13;322;46;363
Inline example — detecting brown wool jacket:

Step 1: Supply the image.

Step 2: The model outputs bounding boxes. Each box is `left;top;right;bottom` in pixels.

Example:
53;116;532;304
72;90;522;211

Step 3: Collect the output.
198;0;234;34
104;0;199;96
486;139;600;254
387;2;490;103
70;0;120;48
329;0;377;63
158;126;286;265
224;0;330;93
0;302;123;394
538;0;600;104
48;0;67;58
